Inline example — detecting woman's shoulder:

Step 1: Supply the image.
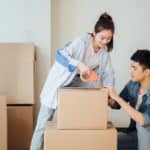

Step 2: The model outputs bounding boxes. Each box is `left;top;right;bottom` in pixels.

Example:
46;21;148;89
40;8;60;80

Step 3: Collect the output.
73;33;91;43
70;34;91;48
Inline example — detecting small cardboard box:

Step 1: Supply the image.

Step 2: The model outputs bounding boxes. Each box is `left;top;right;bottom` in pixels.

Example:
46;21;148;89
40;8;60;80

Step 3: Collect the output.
44;121;117;150
0;96;7;150
7;105;34;150
57;88;108;129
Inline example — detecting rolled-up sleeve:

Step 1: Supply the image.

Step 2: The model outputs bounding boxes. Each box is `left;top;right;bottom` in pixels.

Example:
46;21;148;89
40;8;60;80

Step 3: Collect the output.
143;113;150;126
55;39;84;72
143;103;150;127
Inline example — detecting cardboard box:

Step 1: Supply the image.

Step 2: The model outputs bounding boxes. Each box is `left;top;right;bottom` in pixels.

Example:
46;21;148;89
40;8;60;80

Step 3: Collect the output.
7;105;34;150
0;43;35;104
44;121;117;150
0;96;7;150
57;88;108;129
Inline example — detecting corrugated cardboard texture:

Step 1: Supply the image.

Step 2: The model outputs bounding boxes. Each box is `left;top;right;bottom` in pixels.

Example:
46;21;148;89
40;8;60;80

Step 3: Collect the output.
44;121;117;150
0;96;7;150
0;43;35;104
57;88;108;129
7;106;33;150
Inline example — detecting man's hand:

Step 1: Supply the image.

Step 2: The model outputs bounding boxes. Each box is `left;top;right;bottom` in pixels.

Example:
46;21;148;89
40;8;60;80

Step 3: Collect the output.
108;97;115;107
108;88;119;102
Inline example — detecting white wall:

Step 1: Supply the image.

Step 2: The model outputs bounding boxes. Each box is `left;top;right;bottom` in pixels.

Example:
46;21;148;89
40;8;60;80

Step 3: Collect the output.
0;0;51;113
51;0;150;127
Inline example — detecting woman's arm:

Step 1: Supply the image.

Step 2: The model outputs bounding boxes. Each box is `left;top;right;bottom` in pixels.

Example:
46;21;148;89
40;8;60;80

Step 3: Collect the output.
55;40;81;72
55;38;90;74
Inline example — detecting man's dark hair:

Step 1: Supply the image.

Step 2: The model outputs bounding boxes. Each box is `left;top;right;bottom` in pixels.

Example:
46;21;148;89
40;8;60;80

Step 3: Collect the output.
131;49;150;69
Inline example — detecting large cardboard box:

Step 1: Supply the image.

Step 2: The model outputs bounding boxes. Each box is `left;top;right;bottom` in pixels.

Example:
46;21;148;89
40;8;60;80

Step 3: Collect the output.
0;96;7;150
7;105;34;150
44;121;117;150
57;88;108;129
0;43;35;104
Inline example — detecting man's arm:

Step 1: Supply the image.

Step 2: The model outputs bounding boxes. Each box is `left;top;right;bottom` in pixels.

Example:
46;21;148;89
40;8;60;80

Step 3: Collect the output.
108;88;144;126
108;82;130;109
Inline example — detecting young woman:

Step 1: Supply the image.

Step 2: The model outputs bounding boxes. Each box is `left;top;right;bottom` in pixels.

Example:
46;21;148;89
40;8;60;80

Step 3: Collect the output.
30;12;115;150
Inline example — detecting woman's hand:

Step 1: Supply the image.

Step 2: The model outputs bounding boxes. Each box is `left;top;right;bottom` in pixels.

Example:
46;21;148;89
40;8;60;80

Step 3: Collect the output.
78;62;90;74
77;62;90;81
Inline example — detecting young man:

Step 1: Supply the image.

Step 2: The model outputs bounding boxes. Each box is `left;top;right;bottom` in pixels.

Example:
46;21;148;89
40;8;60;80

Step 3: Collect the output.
108;50;150;150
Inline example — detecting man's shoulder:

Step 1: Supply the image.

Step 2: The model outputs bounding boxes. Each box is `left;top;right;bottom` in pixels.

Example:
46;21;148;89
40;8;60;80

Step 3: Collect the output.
126;80;140;89
127;80;140;86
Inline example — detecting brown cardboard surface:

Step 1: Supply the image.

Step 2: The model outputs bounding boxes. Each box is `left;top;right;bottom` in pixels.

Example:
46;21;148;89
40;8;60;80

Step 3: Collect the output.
0;96;7;150
57;88;108;129
0;96;7;107
0;43;35;104
44;121;117;150
7;105;34;150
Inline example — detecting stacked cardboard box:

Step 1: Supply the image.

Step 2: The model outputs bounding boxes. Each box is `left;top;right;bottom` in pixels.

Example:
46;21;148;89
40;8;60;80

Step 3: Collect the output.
44;88;117;150
0;43;35;150
7;106;34;150
0;96;7;150
0;43;35;104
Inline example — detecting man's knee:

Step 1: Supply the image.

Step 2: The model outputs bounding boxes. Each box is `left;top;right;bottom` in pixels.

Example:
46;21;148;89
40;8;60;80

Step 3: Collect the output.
118;131;137;150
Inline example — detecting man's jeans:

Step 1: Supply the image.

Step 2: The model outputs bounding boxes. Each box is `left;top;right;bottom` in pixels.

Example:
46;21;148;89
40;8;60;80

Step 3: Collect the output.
118;130;137;150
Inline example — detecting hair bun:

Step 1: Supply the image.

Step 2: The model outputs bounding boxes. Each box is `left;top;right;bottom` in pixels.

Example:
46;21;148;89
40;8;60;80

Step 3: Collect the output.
99;12;112;21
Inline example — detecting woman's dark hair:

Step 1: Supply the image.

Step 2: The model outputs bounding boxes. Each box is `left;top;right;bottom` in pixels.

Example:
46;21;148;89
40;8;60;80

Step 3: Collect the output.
131;49;150;70
92;12;115;52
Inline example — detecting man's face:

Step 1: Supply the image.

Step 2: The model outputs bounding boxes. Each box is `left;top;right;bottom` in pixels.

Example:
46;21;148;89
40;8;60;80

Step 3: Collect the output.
130;61;147;82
